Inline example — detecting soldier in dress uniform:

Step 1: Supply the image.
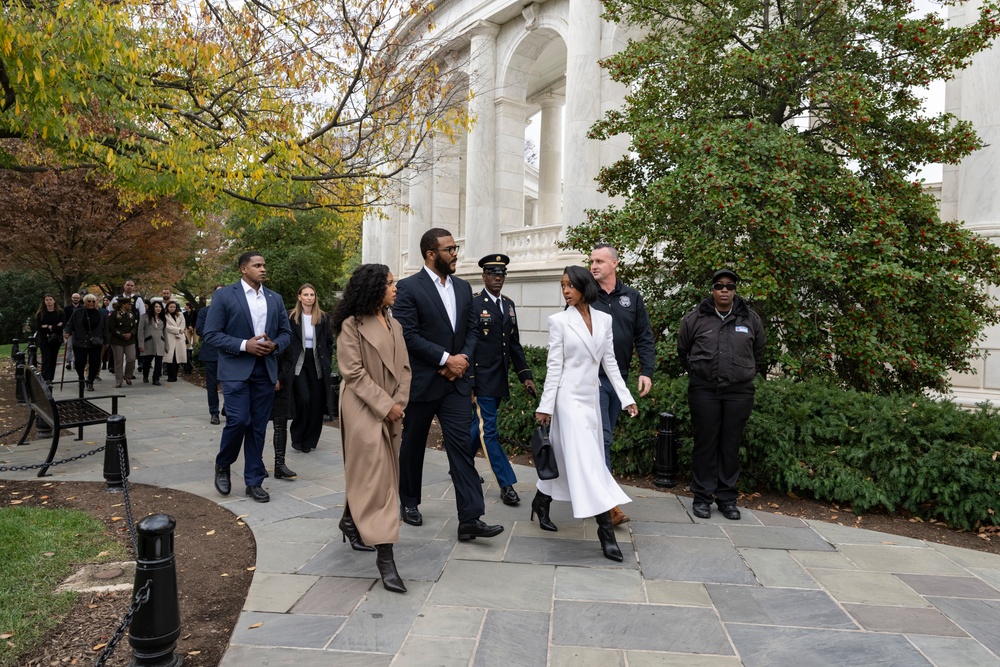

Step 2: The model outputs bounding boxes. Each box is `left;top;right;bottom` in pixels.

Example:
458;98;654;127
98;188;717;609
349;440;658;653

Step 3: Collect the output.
469;254;536;505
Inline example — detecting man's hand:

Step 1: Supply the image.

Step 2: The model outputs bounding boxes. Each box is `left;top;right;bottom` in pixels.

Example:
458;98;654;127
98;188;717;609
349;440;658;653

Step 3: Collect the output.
524;379;537;398
437;367;459;381
386;404;405;422
444;353;468;377
246;335;272;357
637;375;652;397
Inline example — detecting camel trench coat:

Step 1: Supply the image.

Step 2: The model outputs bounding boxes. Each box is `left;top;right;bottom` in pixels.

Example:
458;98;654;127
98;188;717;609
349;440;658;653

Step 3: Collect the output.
337;314;411;545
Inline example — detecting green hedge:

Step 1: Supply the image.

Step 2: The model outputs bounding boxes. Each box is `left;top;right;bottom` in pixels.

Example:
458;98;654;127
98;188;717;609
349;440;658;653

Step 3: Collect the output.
496;346;1000;531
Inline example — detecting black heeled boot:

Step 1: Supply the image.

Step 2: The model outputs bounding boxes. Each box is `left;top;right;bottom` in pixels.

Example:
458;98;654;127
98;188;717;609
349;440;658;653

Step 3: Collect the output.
272;420;297;479
339;505;375;552
530;490;558;532
375;544;407;593
595;511;624;562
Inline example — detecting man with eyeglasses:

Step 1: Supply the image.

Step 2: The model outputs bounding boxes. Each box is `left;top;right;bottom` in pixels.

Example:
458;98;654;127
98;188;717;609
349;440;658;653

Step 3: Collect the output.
677;269;766;521
393;228;504;541
590;243;656;525
469;253;536;506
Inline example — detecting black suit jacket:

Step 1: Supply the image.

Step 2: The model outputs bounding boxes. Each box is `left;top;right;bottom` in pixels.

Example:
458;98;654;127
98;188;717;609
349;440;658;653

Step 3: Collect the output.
471;291;532;398
393;268;478;400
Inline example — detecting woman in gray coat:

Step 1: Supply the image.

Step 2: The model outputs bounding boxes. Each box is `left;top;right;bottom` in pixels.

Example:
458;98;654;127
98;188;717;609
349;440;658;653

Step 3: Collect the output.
138;301;167;385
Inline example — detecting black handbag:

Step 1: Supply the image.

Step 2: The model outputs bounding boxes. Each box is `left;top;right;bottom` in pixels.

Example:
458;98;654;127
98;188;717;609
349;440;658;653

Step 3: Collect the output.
530;424;559;480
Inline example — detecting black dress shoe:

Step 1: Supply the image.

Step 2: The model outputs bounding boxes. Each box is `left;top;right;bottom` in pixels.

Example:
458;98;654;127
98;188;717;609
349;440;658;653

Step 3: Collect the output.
152;379;162;386
500;486;520;506
214;465;231;496
457;519;504;541
692;502;712;519
400;505;423;526
718;503;741;520
85;382;95;391
246;485;270;503
210;414;220;425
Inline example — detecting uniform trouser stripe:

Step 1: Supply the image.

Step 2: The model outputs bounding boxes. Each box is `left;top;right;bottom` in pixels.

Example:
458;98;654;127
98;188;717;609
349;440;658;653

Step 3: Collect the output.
473;400;499;485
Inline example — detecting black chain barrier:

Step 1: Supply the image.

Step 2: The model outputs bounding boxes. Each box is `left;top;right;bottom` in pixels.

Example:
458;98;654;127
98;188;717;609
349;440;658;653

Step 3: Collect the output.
0;444;105;472
117;439;139;553
93;580;151;667
0;419;28;440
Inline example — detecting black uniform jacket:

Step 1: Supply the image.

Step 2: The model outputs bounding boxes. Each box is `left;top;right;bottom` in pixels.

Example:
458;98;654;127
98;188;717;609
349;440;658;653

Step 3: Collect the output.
592;279;656;381
677;295;766;391
471;291;533;398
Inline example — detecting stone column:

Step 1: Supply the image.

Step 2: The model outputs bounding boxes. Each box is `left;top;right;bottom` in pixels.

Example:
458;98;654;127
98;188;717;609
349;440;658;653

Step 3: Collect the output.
406;142;434;272
537;93;564;227
495;96;529;234
562;0;604;233
464;21;500;265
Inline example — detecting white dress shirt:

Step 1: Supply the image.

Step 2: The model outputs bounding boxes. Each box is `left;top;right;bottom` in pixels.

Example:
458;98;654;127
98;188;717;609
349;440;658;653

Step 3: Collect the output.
424;265;456;367
239;279;268;352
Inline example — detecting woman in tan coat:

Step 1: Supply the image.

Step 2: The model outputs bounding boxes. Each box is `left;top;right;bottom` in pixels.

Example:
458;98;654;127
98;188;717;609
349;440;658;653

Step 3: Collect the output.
163;300;188;382
333;264;411;593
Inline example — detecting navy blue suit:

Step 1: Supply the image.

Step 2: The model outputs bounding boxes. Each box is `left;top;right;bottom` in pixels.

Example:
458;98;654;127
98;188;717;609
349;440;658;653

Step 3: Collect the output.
393;268;482;521
196;306;220;417
204;281;291;486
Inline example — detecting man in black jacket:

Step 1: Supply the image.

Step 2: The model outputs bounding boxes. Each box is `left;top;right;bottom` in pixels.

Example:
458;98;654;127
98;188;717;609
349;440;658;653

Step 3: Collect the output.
469;254;536;506
677;269;766;521
590;243;656;525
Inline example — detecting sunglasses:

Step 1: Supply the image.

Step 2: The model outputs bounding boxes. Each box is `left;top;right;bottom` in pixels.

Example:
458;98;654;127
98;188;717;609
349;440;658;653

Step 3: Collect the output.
713;283;737;292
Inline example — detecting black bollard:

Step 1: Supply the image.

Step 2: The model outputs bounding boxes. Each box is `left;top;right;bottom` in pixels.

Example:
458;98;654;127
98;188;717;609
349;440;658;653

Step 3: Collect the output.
653;412;679;488
129;514;183;667
26;340;38;368
15;351;26;404
103;415;129;491
326;372;340;420
10;338;18;360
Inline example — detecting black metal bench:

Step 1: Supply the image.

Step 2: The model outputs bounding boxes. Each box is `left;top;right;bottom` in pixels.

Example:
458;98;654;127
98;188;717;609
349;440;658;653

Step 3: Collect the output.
17;367;124;477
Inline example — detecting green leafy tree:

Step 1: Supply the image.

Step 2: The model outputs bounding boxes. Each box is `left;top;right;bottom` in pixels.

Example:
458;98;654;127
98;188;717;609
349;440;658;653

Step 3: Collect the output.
0;270;57;343
569;0;1000;393
225;209;361;308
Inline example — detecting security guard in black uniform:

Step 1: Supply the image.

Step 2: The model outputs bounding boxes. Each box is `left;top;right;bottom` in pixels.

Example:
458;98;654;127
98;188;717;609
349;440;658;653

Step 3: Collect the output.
469;254;536;505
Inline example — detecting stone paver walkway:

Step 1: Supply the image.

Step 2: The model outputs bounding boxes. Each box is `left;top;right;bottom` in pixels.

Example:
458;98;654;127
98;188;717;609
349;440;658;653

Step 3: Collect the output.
4;375;1000;666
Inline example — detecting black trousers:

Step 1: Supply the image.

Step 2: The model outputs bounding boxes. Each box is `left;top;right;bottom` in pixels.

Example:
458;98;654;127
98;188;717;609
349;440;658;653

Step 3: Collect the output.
73;346;102;384
40;340;62;383
688;386;755;505
143;355;163;382
290;350;324;451
398;387;484;522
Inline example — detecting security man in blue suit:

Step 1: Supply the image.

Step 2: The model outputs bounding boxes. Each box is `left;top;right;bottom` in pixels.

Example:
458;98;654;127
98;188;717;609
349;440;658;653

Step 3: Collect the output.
204;252;292;503
469;254;535;506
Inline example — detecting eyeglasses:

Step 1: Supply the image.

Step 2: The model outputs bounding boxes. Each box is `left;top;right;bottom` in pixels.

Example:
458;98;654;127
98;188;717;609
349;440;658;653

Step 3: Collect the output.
713;283;737;292
435;245;460;255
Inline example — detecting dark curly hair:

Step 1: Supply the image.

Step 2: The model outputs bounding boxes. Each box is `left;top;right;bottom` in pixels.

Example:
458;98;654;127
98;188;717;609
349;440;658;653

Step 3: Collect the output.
332;264;390;336
563;265;599;304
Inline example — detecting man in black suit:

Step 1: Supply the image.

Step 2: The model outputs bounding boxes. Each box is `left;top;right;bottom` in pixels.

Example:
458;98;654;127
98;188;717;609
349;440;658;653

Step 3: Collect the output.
469;254;535;506
196;285;225;424
393;228;503;541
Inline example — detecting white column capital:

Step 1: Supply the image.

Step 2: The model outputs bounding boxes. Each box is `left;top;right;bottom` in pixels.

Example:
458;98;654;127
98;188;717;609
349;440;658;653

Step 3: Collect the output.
467;20;499;40
537;92;565;109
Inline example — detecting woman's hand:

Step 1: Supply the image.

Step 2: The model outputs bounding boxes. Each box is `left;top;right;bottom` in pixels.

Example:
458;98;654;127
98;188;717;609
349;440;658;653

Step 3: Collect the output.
624;403;638;418
535;412;551;427
386;404;405;422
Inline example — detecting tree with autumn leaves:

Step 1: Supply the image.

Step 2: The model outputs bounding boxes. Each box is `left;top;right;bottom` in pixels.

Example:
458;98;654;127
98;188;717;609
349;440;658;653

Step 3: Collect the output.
568;0;1000;393
1;0;467;212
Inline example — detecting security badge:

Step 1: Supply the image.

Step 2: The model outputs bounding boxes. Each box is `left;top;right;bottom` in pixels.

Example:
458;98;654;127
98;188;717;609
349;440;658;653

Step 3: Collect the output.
618;295;631;308
735;326;749;333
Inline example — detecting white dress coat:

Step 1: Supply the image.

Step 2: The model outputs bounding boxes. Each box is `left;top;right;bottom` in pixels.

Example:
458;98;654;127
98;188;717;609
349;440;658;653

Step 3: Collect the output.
536;306;634;517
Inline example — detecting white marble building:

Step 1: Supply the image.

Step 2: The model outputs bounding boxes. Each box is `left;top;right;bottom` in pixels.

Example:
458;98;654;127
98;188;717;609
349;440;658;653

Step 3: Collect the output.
362;0;1000;403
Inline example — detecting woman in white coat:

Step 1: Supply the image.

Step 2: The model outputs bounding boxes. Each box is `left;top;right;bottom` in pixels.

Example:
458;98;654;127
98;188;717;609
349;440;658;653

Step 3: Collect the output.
533;266;638;561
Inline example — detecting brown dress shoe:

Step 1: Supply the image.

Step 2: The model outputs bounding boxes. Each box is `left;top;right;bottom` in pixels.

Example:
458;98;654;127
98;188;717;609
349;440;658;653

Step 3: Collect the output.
609;506;630;526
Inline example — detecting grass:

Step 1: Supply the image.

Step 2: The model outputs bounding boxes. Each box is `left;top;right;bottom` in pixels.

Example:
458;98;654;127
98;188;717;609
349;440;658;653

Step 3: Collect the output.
0;345;12;360
0;506;124;667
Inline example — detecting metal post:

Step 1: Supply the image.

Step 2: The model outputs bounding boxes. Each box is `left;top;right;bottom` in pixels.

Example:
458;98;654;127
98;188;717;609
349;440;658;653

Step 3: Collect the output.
103;415;129;491
326;371;340;420
15;351;26;404
129;514;183;667
10;338;18;360
26;340;38;368
653;412;678;488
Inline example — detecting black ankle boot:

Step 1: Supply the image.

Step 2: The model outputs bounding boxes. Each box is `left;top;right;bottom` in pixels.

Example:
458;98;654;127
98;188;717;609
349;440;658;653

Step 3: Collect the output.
595;511;624;562
272;421;297;479
375;544;406;593
339;506;375;552
530;490;557;532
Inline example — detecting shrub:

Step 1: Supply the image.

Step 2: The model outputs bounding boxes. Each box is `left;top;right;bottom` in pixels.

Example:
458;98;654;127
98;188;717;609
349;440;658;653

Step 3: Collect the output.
498;346;1000;531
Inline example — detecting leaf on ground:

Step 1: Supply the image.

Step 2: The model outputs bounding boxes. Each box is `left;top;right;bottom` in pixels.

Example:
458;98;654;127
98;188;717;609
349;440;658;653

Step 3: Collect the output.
0;633;13;640
220;573;229;577
187;650;201;655
206;530;216;536
93;643;107;651
66;496;77;500
881;541;896;545
85;441;96;445
111;517;123;521
42;552;55;557
9;500;22;504
247;622;263;629
235;514;249;520
247;566;256;571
